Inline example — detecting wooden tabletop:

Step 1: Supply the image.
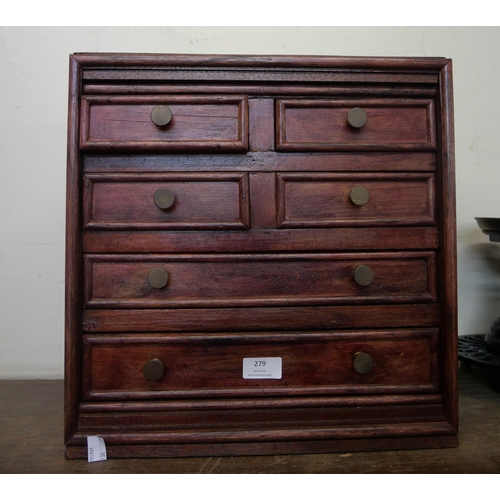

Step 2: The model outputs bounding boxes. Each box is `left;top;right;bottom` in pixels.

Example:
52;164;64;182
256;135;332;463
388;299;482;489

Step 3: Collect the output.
1;367;499;473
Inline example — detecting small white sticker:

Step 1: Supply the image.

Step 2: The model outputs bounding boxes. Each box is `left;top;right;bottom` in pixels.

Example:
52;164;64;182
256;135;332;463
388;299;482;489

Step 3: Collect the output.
243;357;282;379
87;436;107;462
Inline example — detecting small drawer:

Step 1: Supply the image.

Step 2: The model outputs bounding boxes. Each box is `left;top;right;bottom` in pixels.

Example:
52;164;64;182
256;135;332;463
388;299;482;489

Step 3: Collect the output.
83;252;436;309
80;95;248;152
277;172;435;228
83;173;250;230
276;98;435;151
82;329;439;400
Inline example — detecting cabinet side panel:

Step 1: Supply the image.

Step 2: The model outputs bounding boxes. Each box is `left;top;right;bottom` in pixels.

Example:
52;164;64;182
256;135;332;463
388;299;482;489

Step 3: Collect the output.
437;61;458;432
65;55;83;444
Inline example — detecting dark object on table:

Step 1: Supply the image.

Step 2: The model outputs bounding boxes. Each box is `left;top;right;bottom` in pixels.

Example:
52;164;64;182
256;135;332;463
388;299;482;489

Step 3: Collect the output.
487;318;500;356
464;217;500;389
475;217;500;355
476;217;500;242
458;334;500;391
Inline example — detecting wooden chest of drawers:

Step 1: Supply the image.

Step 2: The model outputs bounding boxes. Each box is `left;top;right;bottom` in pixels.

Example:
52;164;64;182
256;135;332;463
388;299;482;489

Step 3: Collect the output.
65;54;457;458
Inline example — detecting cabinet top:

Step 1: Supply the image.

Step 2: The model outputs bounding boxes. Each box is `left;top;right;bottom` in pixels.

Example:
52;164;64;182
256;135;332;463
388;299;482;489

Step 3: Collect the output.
71;53;451;70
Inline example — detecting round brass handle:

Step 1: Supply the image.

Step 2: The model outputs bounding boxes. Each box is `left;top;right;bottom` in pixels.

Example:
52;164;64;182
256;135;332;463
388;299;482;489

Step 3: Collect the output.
347;107;367;128
154;188;176;210
151;105;172;127
143;358;165;381
353;352;374;374
349;186;370;206
354;265;374;286
147;267;169;289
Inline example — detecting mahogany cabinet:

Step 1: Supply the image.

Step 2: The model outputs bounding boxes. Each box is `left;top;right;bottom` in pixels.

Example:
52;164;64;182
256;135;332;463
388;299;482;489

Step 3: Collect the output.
65;54;457;458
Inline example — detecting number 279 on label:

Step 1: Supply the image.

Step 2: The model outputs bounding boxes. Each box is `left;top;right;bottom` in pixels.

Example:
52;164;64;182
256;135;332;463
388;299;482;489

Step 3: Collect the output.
242;357;282;379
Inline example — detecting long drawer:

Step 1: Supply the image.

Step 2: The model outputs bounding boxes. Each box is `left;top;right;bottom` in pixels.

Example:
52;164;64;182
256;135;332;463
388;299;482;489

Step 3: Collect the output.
82;329;440;400
83;252;437;308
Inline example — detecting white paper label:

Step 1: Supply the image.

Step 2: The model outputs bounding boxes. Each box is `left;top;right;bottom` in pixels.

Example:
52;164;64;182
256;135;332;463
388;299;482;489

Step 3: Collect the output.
243;357;282;379
87;436;107;462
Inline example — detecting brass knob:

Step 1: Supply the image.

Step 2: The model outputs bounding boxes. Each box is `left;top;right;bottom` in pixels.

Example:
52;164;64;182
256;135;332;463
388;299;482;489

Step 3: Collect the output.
354;265;374;286
147;267;169;289
349;186;370;206
347;107;367;128
154;188;175;210
353;352;374;374
143;358;165;381
150;105;172;127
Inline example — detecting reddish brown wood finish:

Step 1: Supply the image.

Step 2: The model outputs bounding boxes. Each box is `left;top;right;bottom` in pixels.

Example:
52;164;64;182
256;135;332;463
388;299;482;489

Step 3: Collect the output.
82;304;441;333
84;252;436;308
83;227;439;253
79;392;444;412
65;55;83;445
436;61;458;431
83;83;439;97
83;173;250;230
84;151;437;173
65;54;457;458
80;95;248;152
65;433;458;459
82;330;439;400
76;404;446;432
72;53;449;69
277;172;435;228
276;98;435;151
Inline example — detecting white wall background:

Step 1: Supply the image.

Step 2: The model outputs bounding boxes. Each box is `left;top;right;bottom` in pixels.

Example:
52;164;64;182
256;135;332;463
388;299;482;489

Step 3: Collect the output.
1;26;500;378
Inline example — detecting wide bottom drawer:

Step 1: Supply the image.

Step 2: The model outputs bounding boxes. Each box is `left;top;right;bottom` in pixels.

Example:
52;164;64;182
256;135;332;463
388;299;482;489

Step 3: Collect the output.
82;329;439;400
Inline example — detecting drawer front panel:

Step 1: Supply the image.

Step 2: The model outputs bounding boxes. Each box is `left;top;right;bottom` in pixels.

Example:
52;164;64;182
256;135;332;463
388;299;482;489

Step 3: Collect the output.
84;252;436;308
80;95;248;151
277;173;435;228
83;173;250;230
276;98;435;151
82;330;439;400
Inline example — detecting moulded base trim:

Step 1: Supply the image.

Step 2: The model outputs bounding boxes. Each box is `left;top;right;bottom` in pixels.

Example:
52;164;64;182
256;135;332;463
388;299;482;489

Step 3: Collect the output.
65;434;458;459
